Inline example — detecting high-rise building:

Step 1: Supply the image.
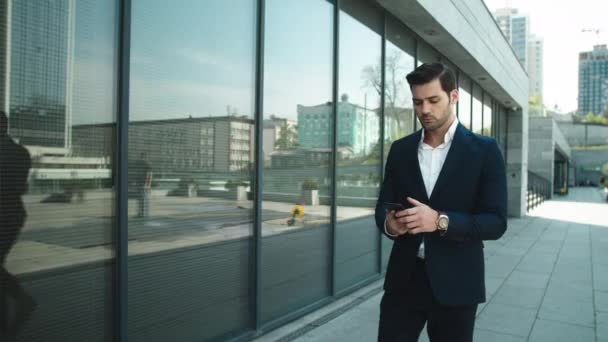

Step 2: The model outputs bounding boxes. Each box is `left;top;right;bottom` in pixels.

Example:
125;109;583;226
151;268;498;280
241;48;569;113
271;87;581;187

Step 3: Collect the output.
4;0;75;154
578;45;608;115
0;0;7;113
494;8;529;69
528;35;544;101
494;7;545;112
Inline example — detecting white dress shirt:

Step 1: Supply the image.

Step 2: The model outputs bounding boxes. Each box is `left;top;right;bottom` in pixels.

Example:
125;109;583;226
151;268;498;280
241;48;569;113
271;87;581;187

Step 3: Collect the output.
385;118;459;259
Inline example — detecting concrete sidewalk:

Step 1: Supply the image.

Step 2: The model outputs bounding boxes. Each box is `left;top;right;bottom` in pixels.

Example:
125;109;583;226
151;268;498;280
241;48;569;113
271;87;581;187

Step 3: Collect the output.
256;187;608;342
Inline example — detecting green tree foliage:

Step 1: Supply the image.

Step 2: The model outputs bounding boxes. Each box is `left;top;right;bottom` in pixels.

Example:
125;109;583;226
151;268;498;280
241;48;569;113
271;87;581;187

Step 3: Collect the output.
274;125;298;150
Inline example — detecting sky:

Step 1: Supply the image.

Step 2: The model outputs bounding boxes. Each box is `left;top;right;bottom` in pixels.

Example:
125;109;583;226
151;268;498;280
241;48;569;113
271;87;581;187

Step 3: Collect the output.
483;0;608;113
69;0;608;124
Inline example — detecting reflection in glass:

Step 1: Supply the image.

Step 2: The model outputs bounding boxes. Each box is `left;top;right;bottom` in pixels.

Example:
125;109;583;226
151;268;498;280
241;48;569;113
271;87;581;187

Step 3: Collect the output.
483;96;493;136
128;0;255;340
472;84;483;134
385;18;415;146
458;76;472;130
337;4;381;220
261;0;333;323
2;0;117;340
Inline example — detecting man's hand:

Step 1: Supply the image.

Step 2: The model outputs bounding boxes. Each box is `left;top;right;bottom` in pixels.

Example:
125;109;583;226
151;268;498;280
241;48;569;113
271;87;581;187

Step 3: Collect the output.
386;208;409;236
393;197;439;235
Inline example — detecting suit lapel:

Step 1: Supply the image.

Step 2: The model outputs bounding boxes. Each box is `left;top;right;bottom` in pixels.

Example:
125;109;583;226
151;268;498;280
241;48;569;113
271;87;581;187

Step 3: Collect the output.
408;130;430;203
429;124;469;203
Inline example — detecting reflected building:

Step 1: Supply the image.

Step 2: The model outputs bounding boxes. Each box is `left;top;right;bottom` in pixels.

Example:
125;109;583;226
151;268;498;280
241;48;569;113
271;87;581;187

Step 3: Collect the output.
297;94;380;156
73;116;254;175
263;115;297;166
3;0;75;155
578;45;608;115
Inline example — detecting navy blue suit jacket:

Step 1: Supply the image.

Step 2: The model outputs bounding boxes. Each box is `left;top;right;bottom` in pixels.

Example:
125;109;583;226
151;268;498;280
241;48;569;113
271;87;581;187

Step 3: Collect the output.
375;123;507;306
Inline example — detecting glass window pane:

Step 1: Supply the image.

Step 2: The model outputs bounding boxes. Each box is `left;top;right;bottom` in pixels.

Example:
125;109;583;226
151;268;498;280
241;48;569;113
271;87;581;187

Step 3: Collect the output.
2;0;117;340
129;1;256;340
458;75;472;130
261;0;333;323
483;95;493;136
472;84;483;134
385;16;416;146
335;0;382;291
382;15;416;271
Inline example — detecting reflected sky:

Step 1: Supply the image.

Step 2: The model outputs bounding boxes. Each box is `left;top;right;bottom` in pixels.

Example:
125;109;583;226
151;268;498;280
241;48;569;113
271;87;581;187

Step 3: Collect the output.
71;0;395;124
72;0;118;125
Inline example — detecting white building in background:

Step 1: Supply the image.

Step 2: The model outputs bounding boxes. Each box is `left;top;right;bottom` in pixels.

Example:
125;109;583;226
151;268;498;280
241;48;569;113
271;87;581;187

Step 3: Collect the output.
494;7;544;109
263;115;297;166
494;7;529;69
528;34;544;101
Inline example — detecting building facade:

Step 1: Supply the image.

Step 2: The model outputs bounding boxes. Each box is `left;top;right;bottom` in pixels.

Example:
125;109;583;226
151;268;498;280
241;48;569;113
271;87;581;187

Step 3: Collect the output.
578;44;608;115
1;1;529;341
494;7;529;69
73;116;255;175
297;94;380;156
4;0;75;154
528;34;544;101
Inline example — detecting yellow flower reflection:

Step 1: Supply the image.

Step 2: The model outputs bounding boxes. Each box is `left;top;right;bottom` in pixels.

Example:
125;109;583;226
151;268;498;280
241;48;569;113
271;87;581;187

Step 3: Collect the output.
290;204;304;219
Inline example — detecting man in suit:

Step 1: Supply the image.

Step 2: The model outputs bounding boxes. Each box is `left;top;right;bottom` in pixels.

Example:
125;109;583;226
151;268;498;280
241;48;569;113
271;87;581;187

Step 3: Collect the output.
375;63;507;341
0;111;36;339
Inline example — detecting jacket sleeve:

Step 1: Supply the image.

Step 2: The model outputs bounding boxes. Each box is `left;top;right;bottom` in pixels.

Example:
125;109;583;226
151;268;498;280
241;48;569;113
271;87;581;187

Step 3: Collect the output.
375;144;400;240
442;140;507;241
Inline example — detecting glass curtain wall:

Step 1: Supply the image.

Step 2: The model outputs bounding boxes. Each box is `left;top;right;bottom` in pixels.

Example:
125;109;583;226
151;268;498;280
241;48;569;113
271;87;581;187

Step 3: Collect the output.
261;0;334;323
483;95;493;136
335;0;383;292
382;14;416;270
458;75;472;130
472;84;483;134
128;1;256;341
2;1;118;341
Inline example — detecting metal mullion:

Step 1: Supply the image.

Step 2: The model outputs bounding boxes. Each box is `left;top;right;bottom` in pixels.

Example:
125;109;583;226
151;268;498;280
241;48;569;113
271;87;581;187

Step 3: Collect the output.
378;11;386;274
330;0;340;296
252;0;265;331
115;0;131;341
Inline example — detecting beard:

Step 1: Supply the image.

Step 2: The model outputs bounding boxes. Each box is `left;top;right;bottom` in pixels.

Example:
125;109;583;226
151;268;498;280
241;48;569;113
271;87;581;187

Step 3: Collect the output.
419;107;452;132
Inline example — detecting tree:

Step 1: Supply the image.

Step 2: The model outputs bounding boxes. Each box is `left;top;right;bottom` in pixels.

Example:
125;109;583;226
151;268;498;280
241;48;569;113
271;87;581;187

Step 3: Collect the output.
584;112;608;125
361;50;414;141
274;125;297;150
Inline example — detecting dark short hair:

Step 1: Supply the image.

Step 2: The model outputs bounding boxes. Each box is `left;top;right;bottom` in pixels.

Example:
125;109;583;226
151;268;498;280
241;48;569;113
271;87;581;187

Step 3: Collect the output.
0;111;7;135
406;63;456;96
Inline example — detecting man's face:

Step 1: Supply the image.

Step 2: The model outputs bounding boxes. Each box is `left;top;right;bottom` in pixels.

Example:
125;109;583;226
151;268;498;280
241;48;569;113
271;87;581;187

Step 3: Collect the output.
412;78;458;132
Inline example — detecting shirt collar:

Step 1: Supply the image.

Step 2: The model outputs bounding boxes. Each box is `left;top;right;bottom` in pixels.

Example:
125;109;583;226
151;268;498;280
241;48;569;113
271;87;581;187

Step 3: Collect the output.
420;117;459;148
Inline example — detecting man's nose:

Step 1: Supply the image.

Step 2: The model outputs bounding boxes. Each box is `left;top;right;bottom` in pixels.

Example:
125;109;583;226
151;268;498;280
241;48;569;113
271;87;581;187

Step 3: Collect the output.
421;101;431;114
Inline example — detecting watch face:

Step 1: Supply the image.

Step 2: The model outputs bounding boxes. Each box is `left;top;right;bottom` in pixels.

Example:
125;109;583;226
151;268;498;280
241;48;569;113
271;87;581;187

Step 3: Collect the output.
439;217;449;229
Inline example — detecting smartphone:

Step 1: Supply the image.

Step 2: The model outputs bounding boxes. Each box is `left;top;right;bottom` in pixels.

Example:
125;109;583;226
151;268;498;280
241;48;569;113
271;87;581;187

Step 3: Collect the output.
384;202;405;211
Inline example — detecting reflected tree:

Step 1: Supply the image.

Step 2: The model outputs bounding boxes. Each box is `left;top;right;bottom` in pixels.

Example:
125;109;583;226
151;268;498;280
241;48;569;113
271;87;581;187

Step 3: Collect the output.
362;49;413;141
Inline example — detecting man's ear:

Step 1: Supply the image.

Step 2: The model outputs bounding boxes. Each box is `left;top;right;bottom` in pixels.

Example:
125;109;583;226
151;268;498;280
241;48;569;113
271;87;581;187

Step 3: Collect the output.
449;89;459;104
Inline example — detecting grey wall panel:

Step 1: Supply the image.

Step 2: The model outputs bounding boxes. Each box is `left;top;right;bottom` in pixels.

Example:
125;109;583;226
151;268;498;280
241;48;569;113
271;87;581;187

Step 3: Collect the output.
17;239;252;342
335;216;380;292
127;239;252;341
129;296;249;342
16;262;114;342
260;225;331;323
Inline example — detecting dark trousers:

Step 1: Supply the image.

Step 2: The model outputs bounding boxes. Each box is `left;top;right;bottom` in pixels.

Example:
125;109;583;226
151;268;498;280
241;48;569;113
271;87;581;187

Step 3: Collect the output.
378;259;478;342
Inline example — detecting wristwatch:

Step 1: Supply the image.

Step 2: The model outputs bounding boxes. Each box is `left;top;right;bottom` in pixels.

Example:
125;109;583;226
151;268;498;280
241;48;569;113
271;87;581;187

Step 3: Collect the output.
436;211;449;236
